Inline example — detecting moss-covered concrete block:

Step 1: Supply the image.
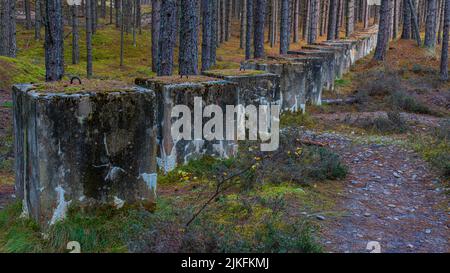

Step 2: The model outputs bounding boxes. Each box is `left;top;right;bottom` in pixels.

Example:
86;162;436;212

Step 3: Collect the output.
13;81;158;227
302;44;347;79
135;76;239;173
202;69;281;106
266;55;324;106
242;59;307;113
288;49;337;92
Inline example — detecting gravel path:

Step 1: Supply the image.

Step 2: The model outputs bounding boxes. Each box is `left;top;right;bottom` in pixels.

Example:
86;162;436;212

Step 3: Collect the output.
306;130;449;253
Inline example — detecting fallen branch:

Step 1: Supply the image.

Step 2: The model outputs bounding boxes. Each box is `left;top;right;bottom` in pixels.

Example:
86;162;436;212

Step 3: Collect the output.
296;139;327;147
322;97;357;105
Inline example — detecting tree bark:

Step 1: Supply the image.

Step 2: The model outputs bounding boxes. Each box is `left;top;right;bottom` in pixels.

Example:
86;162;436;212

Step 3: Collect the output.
440;0;449;80
408;0;422;46
225;0;232;41
334;0;341;39
245;0;253;59
25;0;32;29
402;0;412;39
44;0;64;81
35;0;42;40
158;0;177;76
210;0;218;65
254;0;266;58
0;0;16;57
86;0;93;78
179;0;199;75
202;0;212;71
151;0;161;72
346;0;355;37
240;0;247;49
308;0;320;44
280;0;290;53
328;0;338;40
424;0;438;48
72;5;79;65
373;0;391;61
294;0;300;42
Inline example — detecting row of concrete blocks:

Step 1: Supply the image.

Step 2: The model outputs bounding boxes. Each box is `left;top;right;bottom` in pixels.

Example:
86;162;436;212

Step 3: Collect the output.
243;25;379;112
13;27;378;227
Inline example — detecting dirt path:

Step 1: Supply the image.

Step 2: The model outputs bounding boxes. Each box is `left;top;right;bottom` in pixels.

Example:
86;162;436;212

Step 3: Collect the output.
304;128;449;253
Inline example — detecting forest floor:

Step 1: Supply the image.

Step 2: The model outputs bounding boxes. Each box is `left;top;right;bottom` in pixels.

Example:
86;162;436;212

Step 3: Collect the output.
0;18;448;252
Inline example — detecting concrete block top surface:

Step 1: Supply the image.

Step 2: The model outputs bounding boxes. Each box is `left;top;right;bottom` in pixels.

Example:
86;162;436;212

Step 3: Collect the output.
135;75;232;89
202;68;277;79
13;79;150;98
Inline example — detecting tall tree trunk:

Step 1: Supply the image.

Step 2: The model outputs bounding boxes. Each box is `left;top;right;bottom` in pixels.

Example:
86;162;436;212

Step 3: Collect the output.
110;0;113;24
44;0;64;81
346;0;355;37
408;0;422;46
120;0;124;66
179;0;199;75
270;0;277;47
328;0;338;40
293;0;300;42
86;0;93;78
245;0;253;59
115;0;120;28
151;0;161;72
72;5;79;65
240;0;247;49
440;0;449;80
202;0;212;71
101;0;106;18
424;0;438;48
0;0;16;57
25;0;32;29
280;0;290;53
254;0;266;58
438;0;444;44
158;0;177;76
210;0;218;65
225;0;232;41
92;0;97;34
362;0;369;29
308;0;320;44
335;0;341;39
303;0;310;40
402;0;412;39
35;0;42;40
373;0;391;61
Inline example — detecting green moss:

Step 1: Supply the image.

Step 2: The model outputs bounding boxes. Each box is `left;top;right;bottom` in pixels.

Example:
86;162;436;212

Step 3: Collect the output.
1;101;13;108
281;112;316;128
205;69;265;77
0;56;45;90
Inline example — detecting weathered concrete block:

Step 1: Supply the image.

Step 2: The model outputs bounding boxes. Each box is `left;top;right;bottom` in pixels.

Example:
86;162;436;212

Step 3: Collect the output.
320;40;357;71
303;44;347;79
267;55;324;106
13;81;158;227
135;76;238;173
202;69;281;106
288;49;336;92
243;59;307;113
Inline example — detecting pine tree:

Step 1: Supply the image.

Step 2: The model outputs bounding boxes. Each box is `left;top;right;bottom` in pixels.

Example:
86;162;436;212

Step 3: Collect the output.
158;0;177;76
179;0;199;75
440;0;450;80
374;0;391;61
44;0;64;81
0;0;16;57
424;0;438;48
254;0;266;58
280;0;290;54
